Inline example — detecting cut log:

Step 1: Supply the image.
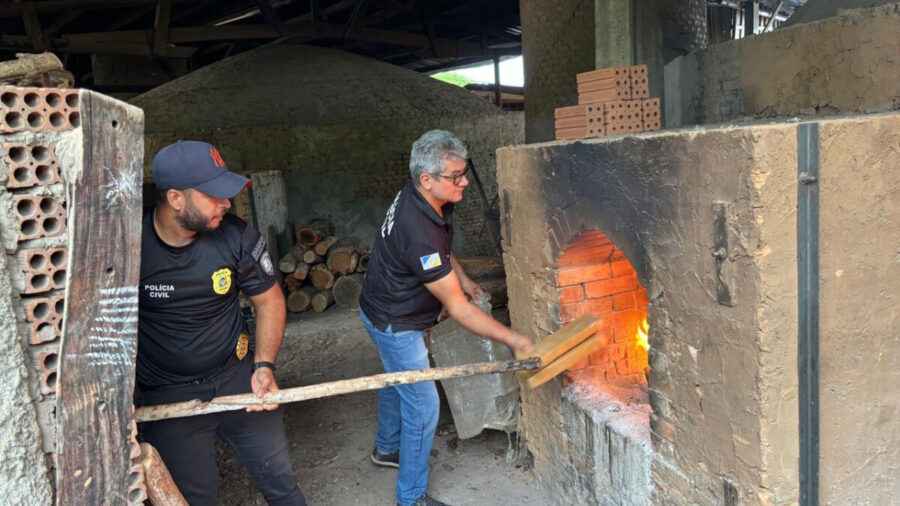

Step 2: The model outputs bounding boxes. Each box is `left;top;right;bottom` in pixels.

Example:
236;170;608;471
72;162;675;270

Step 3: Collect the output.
277;252;297;274
292;262;310;281
137;443;188;506
326;242;359;275
0;52;63;82
302;249;324;265
309;263;336;290
287;285;316;312
314;235;339;256
297;218;335;246
284;276;301;292
356;252;370;273
333;273;364;309
290;244;309;261
311;290;334;313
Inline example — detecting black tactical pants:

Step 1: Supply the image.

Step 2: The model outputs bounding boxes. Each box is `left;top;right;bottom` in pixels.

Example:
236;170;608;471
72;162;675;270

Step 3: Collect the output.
137;358;306;506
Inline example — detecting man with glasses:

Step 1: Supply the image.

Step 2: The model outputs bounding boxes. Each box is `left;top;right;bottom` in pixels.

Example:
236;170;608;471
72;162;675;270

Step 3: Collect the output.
358;130;535;506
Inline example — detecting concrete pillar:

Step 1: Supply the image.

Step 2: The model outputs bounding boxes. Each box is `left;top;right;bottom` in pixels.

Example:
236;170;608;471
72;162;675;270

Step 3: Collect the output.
520;0;596;143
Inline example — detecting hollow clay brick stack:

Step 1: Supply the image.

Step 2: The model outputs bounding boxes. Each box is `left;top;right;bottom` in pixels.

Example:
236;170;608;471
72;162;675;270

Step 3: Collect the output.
554;64;661;140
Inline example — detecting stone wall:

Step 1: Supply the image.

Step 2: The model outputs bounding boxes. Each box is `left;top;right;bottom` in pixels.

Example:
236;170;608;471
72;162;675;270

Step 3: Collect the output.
665;3;900;127
144;113;523;256
498;111;900;504
520;0;596;143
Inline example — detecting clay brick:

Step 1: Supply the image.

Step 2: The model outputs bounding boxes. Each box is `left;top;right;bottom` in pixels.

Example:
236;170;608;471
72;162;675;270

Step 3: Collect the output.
1;86;80;134
559;285;584;304
34;345;59;395
126;463;148;504
577;76;630;94
555;126;587;140
557;244;616;267
557;263;611;286
20;248;67;294
610;258;634;277
554;104;586;119
13;194;66;240
613;292;635;310
584;275;639;298
554;115;586;129
602;309;641;330
579;86;630;104
3;143;61;189
576;66;630;83
559;297;613;321
25;294;64;344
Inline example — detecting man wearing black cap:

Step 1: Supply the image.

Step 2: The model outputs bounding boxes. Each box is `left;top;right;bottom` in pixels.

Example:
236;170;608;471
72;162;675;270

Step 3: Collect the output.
136;140;305;505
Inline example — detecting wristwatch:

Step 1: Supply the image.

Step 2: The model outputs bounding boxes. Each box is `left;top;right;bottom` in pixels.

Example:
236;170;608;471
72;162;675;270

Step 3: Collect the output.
252;361;276;373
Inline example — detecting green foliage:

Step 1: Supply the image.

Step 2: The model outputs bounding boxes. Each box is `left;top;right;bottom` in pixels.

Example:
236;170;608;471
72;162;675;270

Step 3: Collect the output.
431;72;472;87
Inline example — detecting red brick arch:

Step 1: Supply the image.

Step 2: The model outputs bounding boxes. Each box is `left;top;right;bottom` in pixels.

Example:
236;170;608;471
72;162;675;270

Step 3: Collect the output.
555;231;649;394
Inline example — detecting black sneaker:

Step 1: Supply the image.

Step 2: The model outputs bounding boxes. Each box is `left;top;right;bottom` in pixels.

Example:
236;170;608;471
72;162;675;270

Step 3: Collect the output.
370;448;399;468
400;494;450;506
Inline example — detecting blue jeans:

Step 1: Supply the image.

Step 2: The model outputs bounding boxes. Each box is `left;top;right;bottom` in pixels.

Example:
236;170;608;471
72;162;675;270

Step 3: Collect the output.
360;308;439;506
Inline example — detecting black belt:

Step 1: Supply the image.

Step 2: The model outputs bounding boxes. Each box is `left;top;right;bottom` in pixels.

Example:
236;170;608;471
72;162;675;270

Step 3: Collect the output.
140;353;244;391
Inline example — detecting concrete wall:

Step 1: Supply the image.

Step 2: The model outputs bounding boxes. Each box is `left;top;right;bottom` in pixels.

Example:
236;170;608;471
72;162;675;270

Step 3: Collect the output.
520;0;595;143
665;3;900;127
144;113;523;256
498;112;899;504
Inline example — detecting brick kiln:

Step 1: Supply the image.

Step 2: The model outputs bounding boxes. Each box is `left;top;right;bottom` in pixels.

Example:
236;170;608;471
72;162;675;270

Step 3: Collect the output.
498;112;899;505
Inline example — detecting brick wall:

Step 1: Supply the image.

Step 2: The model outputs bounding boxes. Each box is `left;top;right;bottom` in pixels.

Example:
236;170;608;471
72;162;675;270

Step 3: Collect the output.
556;231;649;384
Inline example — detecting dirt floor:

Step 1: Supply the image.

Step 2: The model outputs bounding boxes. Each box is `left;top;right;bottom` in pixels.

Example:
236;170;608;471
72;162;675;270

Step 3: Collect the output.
217;307;552;505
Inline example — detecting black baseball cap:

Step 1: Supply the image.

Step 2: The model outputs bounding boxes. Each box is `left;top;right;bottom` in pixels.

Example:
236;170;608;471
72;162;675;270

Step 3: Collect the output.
152;140;250;199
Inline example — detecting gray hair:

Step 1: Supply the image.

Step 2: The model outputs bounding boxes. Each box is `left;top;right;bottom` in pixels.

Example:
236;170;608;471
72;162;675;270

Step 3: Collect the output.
409;130;468;183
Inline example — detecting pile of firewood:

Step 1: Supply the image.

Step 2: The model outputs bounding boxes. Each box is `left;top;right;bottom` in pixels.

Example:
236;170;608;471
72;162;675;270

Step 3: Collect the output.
278;219;370;313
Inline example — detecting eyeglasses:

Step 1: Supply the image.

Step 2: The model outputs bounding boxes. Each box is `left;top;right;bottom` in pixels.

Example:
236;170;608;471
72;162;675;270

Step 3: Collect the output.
432;164;471;186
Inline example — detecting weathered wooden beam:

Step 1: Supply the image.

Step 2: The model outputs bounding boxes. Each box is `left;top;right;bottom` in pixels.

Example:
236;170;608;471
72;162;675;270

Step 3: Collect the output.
153;0;172;57
22;2;47;51
55;90;144;504
253;0;289;36
0;34;197;57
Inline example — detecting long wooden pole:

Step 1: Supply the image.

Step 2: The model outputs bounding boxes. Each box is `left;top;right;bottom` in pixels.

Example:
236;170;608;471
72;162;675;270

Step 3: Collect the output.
135;358;542;423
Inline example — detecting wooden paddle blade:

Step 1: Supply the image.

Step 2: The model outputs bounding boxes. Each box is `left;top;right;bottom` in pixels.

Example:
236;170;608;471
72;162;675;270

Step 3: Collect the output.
519;315;603;364
520;332;610;390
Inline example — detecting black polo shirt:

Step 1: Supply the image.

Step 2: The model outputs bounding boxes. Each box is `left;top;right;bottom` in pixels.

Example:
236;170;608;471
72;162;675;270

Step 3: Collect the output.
359;180;454;331
137;208;276;386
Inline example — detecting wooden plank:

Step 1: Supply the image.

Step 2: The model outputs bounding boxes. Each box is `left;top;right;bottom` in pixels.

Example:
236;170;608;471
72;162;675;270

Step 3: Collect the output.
55;90;144;505
520;315;603;366
135;358;543;422
138;443;188;506
521;332;610;390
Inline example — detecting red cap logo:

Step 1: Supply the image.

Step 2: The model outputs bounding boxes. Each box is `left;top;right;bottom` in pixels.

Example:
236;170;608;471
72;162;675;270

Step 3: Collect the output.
209;147;225;167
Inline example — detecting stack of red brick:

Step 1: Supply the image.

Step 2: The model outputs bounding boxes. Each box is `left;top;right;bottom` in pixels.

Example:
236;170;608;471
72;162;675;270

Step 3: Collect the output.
555;64;661;140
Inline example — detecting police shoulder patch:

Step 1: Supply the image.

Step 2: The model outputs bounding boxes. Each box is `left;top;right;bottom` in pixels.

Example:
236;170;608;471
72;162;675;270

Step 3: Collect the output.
260;251;275;276
419;252;442;271
212;267;232;295
251;235;266;260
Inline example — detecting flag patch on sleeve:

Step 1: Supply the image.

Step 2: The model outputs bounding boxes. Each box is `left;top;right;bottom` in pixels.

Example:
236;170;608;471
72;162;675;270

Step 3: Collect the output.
419;253;442;271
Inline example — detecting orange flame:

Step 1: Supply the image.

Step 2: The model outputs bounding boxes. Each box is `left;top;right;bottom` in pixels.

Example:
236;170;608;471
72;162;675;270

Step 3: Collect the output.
635;316;649;350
